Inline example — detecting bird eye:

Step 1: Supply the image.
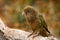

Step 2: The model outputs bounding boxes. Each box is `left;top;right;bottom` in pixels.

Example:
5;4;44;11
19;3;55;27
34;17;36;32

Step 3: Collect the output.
25;9;31;15
27;10;30;13
24;8;32;15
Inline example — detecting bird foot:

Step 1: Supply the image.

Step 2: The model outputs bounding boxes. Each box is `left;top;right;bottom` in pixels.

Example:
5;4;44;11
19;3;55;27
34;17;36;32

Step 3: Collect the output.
32;34;39;38
28;33;33;37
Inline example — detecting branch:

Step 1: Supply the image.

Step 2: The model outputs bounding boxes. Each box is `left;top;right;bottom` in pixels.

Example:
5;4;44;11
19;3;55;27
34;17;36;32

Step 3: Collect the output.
0;18;58;40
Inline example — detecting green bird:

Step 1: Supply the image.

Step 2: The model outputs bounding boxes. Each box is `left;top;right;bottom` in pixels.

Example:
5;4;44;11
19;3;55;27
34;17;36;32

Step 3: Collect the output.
22;6;51;37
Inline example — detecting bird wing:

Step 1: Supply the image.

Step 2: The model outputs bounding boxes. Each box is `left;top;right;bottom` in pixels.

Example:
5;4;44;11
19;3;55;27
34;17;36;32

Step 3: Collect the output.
38;14;50;33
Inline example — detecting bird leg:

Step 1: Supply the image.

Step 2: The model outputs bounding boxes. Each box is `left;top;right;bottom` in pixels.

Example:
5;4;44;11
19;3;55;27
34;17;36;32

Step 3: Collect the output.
28;29;38;37
28;32;34;37
28;30;37;37
32;30;40;38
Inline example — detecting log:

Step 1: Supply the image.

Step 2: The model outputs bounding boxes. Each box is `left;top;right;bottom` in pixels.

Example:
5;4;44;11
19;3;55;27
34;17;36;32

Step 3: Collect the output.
0;18;58;40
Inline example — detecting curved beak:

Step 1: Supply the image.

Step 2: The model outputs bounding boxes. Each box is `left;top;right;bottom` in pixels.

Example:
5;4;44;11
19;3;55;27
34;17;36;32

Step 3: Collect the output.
22;11;24;16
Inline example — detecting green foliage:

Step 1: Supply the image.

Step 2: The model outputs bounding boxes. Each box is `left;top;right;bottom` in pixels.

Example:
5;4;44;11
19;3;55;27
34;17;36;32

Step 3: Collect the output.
54;27;60;36
54;4;60;12
11;12;26;23
17;13;26;22
29;0;33;3
5;0;13;5
55;14;60;21
43;0;49;3
25;0;34;5
11;14;18;22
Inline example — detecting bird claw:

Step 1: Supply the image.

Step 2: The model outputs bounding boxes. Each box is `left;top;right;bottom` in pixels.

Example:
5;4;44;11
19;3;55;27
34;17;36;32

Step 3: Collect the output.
28;33;33;37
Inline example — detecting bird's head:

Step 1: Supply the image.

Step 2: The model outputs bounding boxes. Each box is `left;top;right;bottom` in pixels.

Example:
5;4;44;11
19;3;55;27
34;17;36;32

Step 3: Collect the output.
22;6;37;22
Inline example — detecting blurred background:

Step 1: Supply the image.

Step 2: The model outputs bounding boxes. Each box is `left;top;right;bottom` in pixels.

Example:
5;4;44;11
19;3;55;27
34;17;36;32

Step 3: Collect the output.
0;0;60;38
